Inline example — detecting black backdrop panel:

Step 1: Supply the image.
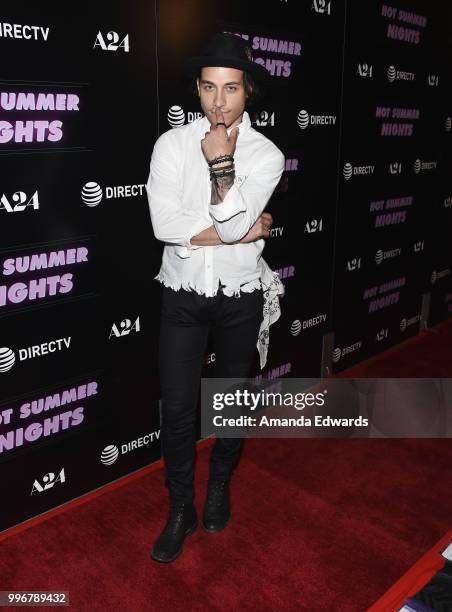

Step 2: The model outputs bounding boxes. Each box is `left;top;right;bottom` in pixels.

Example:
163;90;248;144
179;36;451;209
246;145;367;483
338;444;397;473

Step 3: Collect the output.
0;1;450;531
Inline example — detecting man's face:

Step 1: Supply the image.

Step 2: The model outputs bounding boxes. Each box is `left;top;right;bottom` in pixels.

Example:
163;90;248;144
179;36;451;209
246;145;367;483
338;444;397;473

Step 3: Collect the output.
196;66;247;130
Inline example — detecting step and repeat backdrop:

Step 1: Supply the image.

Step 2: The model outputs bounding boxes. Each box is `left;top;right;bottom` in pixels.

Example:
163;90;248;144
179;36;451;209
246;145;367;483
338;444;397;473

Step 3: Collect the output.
0;1;450;531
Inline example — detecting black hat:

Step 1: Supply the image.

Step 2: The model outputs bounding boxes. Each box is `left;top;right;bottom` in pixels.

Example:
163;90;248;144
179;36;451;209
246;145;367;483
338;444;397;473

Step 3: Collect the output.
183;32;270;84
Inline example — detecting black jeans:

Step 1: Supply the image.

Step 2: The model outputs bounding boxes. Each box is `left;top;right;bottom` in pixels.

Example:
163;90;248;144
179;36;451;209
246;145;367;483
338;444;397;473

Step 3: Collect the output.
158;280;264;505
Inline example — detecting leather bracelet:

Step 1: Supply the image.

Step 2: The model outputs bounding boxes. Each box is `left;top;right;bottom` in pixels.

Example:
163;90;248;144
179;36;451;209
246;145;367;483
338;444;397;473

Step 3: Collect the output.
208;154;234;167
210;167;235;179
210;162;234;173
210;161;235;173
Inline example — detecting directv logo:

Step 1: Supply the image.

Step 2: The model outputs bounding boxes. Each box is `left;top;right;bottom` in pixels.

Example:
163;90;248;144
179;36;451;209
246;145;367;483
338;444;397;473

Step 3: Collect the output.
375;248;402;264
332;341;362;362
0;338;70;373
413;159;437;173
82;181;144;205
343;162;375;180
400;314;421;332
387;65;415;82
100;431;161;466
297;109;336;129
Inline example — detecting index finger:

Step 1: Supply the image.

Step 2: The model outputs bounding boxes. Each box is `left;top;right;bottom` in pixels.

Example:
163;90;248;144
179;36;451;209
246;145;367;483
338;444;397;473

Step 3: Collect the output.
215;108;226;127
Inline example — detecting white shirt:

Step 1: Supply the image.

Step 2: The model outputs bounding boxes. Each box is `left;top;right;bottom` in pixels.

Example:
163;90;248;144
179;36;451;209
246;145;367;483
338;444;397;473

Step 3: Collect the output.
145;110;285;369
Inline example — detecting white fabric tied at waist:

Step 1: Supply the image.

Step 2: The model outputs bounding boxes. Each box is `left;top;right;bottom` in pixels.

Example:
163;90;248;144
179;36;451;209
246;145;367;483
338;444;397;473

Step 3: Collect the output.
257;258;285;370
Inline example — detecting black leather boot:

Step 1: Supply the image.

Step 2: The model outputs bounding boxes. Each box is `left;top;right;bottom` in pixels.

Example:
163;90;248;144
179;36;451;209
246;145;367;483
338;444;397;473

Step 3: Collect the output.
202;478;231;533
150;501;198;562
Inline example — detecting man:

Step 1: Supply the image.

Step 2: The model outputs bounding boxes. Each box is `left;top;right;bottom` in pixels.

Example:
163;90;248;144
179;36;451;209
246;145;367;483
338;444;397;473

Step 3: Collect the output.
146;32;285;563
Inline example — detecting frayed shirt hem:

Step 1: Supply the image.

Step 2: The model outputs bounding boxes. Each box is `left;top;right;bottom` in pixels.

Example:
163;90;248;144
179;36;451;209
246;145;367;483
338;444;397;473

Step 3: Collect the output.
153;271;262;298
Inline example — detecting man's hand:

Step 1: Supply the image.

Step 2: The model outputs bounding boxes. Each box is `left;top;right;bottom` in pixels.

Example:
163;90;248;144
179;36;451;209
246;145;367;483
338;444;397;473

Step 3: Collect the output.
201;108;239;163
238;212;273;243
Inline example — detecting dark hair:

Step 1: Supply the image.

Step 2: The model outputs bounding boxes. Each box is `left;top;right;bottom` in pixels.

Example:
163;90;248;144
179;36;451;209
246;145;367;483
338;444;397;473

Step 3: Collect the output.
187;67;265;111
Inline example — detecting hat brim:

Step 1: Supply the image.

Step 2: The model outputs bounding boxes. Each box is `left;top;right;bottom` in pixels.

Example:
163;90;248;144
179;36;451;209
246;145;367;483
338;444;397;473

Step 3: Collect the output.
183;56;271;84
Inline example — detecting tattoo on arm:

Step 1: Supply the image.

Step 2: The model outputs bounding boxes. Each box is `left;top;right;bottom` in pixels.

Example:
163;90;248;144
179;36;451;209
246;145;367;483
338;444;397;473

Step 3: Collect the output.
210;172;235;205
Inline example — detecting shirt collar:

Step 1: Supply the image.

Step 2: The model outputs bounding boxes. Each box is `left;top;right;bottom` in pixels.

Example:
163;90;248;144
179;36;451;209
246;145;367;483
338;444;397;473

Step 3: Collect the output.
199;110;251;136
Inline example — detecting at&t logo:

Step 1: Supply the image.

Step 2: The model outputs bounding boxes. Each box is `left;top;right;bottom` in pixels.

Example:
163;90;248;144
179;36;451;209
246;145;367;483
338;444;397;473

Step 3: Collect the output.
101;445;119;465
343;163;353;180
387;65;396;82
168;105;185;127
332;347;341;363
290;320;301;336
81;182;102;207
0;347;15;372
297;109;309;129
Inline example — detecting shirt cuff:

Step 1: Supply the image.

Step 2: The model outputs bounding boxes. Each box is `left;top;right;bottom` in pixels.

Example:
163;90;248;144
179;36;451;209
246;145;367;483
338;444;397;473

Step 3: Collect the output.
183;217;213;248
173;218;213;258
208;183;247;222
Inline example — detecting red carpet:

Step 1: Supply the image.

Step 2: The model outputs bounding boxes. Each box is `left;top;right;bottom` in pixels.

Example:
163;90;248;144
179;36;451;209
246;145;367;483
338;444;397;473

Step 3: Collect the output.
368;527;452;611
1;320;451;611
